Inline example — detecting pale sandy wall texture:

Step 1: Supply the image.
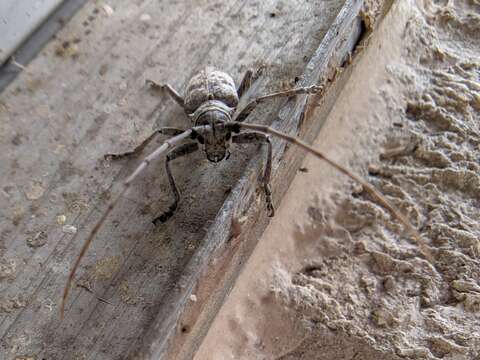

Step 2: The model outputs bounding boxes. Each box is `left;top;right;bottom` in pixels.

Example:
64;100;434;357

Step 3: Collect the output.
196;0;480;359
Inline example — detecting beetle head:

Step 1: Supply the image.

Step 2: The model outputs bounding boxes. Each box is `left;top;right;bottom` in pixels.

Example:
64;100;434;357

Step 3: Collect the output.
191;101;233;163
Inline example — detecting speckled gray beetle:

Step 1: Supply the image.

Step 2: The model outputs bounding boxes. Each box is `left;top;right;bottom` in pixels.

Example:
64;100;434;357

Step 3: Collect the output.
61;67;424;318
107;67;321;223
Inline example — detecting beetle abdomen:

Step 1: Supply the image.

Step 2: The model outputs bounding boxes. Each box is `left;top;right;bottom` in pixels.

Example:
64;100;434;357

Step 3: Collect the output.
184;68;239;114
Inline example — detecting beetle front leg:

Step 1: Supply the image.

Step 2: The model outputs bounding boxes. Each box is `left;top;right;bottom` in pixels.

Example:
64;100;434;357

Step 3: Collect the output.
104;127;185;160
146;80;185;108
153;142;199;225
232;132;274;217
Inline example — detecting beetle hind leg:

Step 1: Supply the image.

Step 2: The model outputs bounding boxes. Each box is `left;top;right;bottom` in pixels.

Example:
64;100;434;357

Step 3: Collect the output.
146;80;185;108
237;67;265;99
237;69;254;99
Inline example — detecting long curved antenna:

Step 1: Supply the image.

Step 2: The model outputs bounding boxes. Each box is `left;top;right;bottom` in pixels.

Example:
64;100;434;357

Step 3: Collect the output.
60;128;201;319
233;122;432;262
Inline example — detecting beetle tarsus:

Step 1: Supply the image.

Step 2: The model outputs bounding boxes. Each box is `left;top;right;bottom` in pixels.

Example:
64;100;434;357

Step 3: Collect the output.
265;184;275;217
152;206;176;225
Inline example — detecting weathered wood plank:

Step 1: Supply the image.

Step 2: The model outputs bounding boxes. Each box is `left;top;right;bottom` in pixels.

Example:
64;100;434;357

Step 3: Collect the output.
0;0;356;359
140;0;366;359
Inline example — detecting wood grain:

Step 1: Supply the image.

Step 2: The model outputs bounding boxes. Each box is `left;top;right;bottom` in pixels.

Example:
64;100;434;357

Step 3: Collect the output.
0;0;364;358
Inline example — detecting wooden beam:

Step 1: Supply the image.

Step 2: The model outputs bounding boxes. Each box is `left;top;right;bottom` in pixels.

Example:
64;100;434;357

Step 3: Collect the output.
140;0;366;358
0;0;366;359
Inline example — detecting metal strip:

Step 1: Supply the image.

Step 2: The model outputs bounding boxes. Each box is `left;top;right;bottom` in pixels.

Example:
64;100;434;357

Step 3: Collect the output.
0;0;88;93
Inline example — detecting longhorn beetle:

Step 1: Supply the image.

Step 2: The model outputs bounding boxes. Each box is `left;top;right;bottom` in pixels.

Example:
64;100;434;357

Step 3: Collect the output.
61;67;429;318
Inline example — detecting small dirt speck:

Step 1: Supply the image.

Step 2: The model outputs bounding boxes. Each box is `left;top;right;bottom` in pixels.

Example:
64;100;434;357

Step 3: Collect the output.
99;64;108;76
26;230;48;248
56;214;67;225
0;295;26;313
119;280;144;305
62;192;89;213
55;40;79;59
0;258;16;280
12;207;25;226
62;225;77;234
24;181;45;200
11;133;24;146
92;256;120;281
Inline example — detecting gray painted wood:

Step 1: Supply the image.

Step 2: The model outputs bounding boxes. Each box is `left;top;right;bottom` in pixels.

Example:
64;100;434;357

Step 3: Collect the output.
150;1;365;359
0;0;89;92
0;0;363;358
0;0;64;65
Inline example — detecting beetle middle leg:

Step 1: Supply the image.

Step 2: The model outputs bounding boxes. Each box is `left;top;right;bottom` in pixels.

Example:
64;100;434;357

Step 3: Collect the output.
104;127;185;160
232;132;274;216
146;79;185;108
152;142;199;225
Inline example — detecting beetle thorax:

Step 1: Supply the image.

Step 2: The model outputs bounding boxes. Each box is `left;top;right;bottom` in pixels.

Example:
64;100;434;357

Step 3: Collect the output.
184;68;239;115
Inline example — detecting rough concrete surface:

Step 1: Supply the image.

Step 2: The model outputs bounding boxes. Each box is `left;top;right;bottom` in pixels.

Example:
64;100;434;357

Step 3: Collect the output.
196;0;480;359
0;0;348;359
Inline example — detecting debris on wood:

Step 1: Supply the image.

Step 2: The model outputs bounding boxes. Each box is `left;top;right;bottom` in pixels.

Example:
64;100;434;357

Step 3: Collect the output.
56;214;67;225
12;207;25;226
9;56;26;71
26;230;48;248
101;3;114;16
119;280;143;305
93;256;120;281
62;224;77;235
0;295;26;313
98;63;108;76
140;14;151;22
54;40;79;59
77;279;113;306
24;181;45;200
229;215;248;240
0;258;16;280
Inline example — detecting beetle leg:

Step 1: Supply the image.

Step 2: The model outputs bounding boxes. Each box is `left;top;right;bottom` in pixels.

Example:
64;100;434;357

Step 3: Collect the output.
233;100;259;123
234;84;322;122
153;142;199;225
232;132;274;217
237;67;265;100
237;69;254;99
104;127;185;160
146;80;185;108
